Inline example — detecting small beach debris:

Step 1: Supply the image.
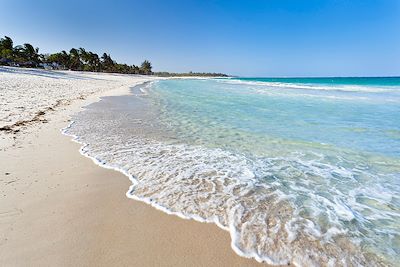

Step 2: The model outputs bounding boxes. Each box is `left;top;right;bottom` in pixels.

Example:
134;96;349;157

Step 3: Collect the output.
0;126;13;132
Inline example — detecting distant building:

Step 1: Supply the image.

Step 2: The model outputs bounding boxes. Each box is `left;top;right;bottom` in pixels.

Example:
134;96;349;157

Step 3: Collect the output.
39;62;61;70
19;61;37;68
0;57;11;65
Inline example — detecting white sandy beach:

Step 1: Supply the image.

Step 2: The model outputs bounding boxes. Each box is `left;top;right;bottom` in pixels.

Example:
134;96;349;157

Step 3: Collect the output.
0;67;264;266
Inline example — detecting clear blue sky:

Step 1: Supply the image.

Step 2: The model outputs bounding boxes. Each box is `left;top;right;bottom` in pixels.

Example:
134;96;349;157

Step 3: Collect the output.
1;0;399;77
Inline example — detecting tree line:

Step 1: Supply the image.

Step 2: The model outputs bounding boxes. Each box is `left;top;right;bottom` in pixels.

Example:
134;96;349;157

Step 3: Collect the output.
154;71;228;77
0;36;152;74
1;35;229;77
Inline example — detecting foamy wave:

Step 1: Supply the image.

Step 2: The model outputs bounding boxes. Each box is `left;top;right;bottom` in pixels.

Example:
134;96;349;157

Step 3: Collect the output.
215;78;397;93
62;118;389;266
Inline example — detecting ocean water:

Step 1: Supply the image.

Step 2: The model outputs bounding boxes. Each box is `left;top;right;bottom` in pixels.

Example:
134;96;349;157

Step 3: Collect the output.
64;77;400;266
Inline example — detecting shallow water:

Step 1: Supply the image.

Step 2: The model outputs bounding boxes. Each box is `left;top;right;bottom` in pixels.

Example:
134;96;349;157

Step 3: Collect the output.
65;78;400;266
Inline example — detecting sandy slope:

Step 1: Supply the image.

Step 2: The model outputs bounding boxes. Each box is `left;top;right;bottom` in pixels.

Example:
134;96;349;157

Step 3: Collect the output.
0;67;154;139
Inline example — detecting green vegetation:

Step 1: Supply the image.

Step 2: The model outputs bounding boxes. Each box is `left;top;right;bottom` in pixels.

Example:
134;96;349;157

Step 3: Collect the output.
154;71;228;77
0;36;151;74
0;35;228;77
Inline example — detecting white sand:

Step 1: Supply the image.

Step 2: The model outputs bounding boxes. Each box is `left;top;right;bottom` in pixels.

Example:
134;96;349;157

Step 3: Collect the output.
0;67;158;150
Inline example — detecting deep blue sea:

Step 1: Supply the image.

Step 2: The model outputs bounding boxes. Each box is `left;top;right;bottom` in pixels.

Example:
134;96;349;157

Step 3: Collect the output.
66;77;400;266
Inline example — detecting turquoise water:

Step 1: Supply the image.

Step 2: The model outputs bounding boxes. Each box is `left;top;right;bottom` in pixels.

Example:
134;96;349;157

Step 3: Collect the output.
152;78;400;265
67;77;400;266
155;78;400;157
235;76;400;87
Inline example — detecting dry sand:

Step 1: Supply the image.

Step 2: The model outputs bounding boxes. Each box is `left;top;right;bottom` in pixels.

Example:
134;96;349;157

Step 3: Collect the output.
0;67;264;266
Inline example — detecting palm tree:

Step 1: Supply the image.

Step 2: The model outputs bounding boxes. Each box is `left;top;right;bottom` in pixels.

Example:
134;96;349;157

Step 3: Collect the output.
140;60;152;75
0;36;13;51
0;36;14;61
88;52;101;71
79;47;92;71
101;53;114;72
79;48;88;62
22;43;40;64
69;48;82;70
60;50;70;68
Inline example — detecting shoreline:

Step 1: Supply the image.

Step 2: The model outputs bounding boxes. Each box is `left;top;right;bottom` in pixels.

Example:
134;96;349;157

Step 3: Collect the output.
0;68;265;266
62;83;282;265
